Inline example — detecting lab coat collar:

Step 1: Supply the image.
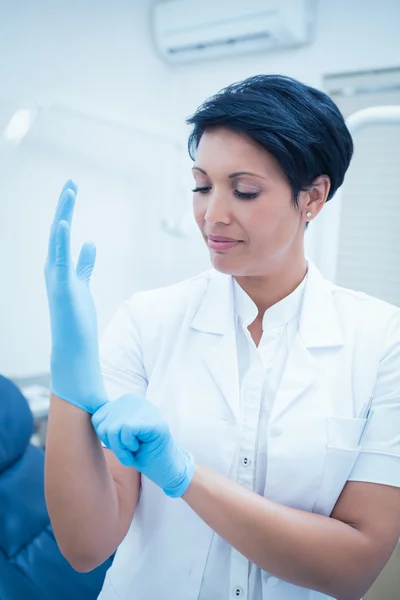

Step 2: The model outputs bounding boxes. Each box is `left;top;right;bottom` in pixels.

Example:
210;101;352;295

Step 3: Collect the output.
190;261;343;425
191;260;343;348
190;270;240;423
232;272;307;331
191;269;235;335
268;260;344;423
299;260;344;349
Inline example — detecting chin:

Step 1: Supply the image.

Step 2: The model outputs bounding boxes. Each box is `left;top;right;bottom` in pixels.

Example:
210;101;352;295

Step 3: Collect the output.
210;255;247;276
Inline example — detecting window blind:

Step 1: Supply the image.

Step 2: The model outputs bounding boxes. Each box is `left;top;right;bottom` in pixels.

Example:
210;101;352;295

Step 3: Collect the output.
327;72;400;307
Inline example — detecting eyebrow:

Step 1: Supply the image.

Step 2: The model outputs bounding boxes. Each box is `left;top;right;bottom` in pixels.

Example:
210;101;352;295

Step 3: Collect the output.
192;167;267;180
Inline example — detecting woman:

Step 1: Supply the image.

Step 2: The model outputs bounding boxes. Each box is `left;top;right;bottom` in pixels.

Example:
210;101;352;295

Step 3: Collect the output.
44;75;400;600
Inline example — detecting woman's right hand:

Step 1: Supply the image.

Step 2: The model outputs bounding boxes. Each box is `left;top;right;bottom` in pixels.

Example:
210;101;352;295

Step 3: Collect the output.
44;180;108;413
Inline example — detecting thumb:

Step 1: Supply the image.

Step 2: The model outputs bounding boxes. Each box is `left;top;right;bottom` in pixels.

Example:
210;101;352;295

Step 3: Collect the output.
108;432;136;467
76;241;96;283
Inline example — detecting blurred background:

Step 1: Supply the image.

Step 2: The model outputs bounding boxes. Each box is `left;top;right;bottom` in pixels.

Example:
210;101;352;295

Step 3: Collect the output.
0;1;399;597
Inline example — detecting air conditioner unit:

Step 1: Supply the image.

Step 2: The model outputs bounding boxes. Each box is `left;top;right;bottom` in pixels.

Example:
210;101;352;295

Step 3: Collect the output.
151;0;316;64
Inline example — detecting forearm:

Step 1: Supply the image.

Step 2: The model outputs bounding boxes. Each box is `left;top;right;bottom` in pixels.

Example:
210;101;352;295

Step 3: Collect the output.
183;464;369;600
45;394;126;570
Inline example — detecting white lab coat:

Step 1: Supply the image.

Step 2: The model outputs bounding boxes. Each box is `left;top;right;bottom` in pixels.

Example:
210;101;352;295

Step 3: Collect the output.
98;260;400;600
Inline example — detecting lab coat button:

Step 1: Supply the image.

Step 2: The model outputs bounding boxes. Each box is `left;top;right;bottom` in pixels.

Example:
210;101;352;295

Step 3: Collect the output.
233;586;244;597
242;457;251;467
267;576;280;587
270;426;283;437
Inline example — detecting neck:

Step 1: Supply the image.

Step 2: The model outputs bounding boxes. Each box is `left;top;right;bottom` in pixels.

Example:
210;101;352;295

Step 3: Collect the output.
234;253;308;316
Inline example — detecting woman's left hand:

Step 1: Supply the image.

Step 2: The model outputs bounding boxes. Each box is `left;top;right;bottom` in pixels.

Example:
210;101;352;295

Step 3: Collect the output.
44;180;108;413
91;394;195;498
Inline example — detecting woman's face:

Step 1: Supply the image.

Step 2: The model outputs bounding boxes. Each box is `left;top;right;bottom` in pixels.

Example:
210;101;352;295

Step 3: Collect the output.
192;127;323;277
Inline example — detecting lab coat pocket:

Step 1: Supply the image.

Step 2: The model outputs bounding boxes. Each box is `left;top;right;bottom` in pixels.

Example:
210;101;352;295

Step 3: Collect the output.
313;416;366;517
327;415;367;449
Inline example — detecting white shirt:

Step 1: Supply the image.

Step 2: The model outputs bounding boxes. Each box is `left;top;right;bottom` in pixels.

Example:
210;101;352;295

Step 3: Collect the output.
98;262;400;600
199;275;307;599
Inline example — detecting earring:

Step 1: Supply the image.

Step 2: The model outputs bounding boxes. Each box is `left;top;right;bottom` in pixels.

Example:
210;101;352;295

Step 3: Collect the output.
306;212;312;218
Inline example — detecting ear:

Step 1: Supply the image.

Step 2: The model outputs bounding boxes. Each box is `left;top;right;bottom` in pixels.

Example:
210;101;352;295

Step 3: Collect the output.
300;175;331;223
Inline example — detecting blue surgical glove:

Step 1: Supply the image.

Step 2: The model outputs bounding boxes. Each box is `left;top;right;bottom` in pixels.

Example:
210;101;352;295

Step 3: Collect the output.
44;180;108;413
91;394;195;498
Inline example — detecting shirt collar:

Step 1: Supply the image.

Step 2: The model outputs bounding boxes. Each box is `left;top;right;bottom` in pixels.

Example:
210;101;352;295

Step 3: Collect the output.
233;270;308;331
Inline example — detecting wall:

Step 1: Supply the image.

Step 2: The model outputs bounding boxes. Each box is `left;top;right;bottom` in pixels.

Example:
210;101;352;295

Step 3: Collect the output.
167;0;400;112
0;0;208;377
0;0;399;377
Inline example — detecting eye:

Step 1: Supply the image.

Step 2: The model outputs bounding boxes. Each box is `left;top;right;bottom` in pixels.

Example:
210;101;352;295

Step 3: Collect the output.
234;190;259;200
192;187;259;200
192;186;211;194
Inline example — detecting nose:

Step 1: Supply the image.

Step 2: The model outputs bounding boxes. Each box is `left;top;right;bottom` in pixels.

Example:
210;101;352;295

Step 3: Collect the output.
204;189;231;226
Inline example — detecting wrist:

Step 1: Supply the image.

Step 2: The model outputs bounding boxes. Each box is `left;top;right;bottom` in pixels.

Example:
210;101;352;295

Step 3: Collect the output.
50;384;108;414
50;361;108;414
163;449;196;498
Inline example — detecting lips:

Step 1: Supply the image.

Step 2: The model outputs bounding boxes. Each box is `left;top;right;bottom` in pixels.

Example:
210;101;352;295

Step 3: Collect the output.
207;235;240;242
207;237;241;251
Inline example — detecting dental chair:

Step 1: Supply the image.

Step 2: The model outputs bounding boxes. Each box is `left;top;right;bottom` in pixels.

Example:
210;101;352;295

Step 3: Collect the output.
0;374;112;600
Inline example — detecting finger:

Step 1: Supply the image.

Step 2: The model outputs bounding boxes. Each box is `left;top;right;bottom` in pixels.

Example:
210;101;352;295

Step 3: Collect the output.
56;180;77;226
108;431;135;467
95;424;110;449
91;402;111;430
121;426;140;452
76;241;96;283
47;181;77;266
55;220;71;281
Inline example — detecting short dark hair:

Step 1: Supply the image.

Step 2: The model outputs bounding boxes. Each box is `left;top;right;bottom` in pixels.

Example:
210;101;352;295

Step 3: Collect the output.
186;74;353;206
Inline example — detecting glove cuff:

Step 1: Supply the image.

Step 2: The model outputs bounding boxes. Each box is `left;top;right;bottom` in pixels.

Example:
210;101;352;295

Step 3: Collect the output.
163;450;195;498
